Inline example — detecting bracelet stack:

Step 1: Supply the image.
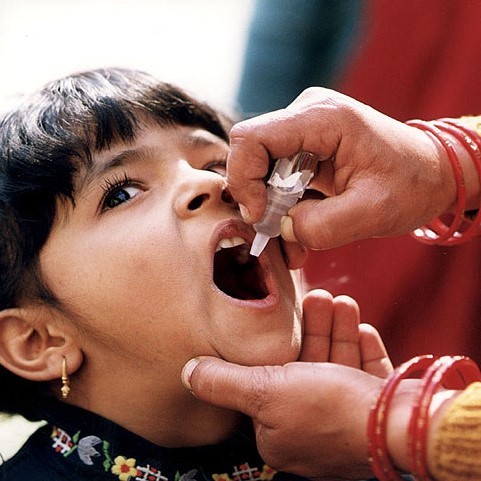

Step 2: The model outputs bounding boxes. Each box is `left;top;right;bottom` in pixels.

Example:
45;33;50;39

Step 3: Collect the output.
406;118;481;245
367;354;481;480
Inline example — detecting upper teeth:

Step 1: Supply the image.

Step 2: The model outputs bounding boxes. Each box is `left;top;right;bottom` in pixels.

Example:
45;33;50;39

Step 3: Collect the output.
215;236;247;252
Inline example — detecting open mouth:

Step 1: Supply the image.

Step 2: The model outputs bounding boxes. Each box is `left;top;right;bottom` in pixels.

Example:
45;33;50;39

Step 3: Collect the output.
213;237;269;300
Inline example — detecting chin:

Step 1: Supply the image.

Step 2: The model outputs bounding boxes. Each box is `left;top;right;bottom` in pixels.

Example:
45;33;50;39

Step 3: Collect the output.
241;349;300;367
225;326;302;367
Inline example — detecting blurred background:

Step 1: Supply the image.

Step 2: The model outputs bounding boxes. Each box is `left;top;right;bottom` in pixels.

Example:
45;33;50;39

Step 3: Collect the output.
0;0;254;113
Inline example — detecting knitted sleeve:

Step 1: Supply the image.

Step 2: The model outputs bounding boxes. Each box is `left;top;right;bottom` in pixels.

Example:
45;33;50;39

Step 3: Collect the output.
431;381;481;481
457;115;481;136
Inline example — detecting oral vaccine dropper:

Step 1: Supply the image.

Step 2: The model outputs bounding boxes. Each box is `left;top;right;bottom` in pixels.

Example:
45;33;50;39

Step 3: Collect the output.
250;151;318;257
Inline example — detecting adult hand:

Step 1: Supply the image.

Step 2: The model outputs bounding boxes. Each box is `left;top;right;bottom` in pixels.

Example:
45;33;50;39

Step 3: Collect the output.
181;290;392;479
227;87;456;250
183;360;381;480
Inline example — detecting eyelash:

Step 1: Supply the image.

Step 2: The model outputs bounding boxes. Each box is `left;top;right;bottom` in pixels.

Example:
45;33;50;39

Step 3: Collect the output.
98;158;227;212
99;172;137;212
205;158;227;175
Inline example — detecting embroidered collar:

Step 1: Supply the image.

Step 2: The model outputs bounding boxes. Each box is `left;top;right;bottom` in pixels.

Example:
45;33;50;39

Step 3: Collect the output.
39;401;278;481
50;424;276;481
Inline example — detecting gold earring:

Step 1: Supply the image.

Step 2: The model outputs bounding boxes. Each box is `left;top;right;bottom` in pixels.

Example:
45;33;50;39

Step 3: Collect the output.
61;357;70;399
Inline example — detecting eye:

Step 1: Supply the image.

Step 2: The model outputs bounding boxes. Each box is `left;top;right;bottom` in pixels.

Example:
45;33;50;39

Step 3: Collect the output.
101;174;142;211
204;160;227;176
104;185;141;210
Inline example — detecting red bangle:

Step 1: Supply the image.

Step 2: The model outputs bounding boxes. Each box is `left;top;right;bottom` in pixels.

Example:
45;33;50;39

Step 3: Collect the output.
408;356;481;481
368;354;481;481
367;355;438;480
435;119;481;242
406;120;466;245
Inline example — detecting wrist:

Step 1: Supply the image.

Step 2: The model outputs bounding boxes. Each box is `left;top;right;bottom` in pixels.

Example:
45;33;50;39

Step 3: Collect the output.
452;116;481;209
407;117;481;245
439;119;481;211
367;355;481;481
385;379;423;472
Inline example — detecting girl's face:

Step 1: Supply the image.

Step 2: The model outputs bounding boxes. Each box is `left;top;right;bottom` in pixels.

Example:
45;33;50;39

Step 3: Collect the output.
39;124;302;385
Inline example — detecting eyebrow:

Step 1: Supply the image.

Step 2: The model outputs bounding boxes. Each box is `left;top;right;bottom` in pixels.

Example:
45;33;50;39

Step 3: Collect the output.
76;130;227;196
77;146;157;197
181;131;225;148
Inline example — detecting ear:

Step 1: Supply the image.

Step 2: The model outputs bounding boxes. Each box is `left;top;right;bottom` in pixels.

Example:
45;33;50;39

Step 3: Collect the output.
0;306;83;382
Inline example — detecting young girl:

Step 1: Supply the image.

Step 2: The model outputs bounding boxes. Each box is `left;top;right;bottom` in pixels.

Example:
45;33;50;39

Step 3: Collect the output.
0;68;383;480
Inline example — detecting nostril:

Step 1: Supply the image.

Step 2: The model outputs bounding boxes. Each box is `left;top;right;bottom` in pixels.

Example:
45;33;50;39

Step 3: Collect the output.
221;188;235;204
188;194;209;210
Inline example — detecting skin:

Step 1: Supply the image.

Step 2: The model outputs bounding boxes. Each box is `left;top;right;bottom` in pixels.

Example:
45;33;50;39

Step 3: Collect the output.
0;123;309;448
0;119;396;469
182;289;396;480
226;87;480;250
180;89;478;479
183;325;460;480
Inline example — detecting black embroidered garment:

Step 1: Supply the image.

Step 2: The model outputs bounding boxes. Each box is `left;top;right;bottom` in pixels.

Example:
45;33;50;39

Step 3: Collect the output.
0;401;414;481
0;401;309;481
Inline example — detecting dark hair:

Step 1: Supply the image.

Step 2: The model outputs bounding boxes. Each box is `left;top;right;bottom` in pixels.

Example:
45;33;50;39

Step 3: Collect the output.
0;67;230;416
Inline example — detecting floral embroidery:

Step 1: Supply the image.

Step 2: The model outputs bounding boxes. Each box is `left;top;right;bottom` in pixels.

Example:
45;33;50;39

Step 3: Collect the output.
213;463;276;481
135;464;169;481
50;425;276;481
212;474;232;481
259;465;275;481
78;435;102;465
177;470;198;481
102;440;114;472
111;455;138;480
51;427;74;454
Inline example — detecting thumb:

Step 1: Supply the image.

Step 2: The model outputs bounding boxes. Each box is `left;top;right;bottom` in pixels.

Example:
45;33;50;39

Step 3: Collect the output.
181;356;272;418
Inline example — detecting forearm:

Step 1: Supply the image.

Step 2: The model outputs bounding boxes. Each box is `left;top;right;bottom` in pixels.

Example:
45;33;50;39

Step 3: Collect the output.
386;385;461;476
406;115;481;245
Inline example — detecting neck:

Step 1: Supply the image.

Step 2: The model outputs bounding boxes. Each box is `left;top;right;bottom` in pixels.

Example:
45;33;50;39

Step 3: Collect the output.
65;358;242;447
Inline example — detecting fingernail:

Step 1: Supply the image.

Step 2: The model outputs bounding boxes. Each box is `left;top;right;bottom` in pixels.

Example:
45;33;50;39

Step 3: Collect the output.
181;358;200;390
239;204;250;222
280;215;297;242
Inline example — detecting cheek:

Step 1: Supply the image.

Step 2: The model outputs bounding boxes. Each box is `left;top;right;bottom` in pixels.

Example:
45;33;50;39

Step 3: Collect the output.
41;227;207;360
40;220;184;316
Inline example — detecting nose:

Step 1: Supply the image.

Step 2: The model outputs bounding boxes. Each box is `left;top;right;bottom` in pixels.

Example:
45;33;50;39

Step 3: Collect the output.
174;167;236;219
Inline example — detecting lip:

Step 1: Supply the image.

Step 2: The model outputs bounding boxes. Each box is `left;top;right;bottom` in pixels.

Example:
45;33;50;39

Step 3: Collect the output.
210;218;279;310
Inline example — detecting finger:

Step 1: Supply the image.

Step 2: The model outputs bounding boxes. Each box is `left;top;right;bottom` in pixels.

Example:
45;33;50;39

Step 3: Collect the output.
308;157;336;197
299;289;334;362
181;356;278;419
359;323;393;378
227;106;338;223
282;184;385;250
329;295;361;368
280;238;309;270
227;112;302;223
